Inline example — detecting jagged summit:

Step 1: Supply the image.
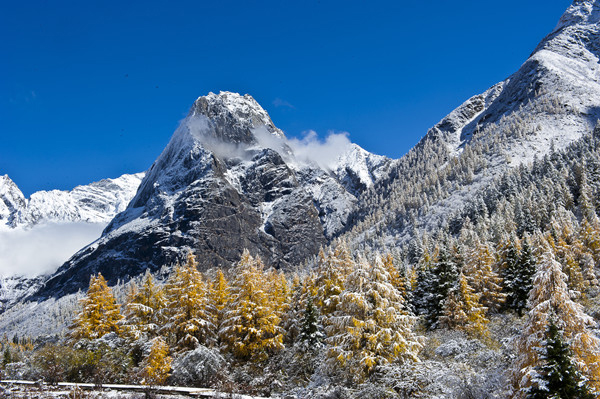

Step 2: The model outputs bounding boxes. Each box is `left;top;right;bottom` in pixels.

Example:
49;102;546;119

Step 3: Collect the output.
0;173;144;229
0;175;26;225
188;91;284;145
553;0;600;32
34;92;390;298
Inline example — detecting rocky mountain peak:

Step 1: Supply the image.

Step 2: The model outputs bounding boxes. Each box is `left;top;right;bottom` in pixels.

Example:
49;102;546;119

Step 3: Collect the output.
0;175;26;223
189;91;284;145
553;0;600;32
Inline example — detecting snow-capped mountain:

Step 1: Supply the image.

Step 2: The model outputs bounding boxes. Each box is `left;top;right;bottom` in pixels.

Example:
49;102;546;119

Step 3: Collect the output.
0;173;144;229
427;0;600;161
32;92;390;298
343;0;600;250
0;173;144;310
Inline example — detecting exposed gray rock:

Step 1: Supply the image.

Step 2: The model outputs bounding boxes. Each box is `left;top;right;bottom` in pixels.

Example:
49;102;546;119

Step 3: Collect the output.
31;92;388;299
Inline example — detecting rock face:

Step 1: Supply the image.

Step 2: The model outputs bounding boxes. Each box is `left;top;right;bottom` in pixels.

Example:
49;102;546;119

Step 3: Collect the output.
34;92;390;299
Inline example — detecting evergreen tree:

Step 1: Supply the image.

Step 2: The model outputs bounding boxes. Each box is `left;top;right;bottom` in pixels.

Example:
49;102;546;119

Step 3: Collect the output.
71;273;123;340
2;347;11;367
527;319;595;399
506;238;536;316
297;294;324;349
422;247;459;329
513;245;600;396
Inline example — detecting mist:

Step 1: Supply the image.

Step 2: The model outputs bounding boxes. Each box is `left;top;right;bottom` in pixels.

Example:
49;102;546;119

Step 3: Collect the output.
0;222;106;277
253;126;353;170
182;115;354;170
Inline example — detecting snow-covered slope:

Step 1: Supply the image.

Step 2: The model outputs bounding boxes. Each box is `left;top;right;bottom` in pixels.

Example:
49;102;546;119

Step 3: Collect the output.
0;173;144;308
0;173;144;229
427;0;600;161
340;0;600;252
32;92;390;298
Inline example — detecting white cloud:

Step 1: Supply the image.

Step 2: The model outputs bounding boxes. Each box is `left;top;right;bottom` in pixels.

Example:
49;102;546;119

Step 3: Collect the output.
0;222;105;277
254;127;352;170
287;130;352;170
181;115;353;170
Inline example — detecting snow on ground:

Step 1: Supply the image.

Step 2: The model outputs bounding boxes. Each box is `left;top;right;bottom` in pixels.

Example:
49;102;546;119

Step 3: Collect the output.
0;380;269;399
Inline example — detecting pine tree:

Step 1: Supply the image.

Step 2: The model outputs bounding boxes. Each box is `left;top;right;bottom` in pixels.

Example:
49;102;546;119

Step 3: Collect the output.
422;247;459;329
325;257;421;382
123;270;166;340
527;319;595;399
219;249;284;362
513;246;600;396
71;273;123;340
506;238;536;316
141;337;172;386
297;294;324;350
162;253;214;351
411;263;435;317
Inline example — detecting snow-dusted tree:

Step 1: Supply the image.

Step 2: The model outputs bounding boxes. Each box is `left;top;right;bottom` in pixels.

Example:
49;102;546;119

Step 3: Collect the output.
162;253;214;351
314;247;352;316
219;249;284;362
512;246;600;396
505;238;536;316
381;253;406;296
71;273;123;340
207;269;230;338
419;247;459;329
527;319;595;399
580;218;600;263
141;337;172;386
411;252;436;318
297;294;324;350
463;240;505;314
439;272;489;339
123;270;166;340
325;257;421;382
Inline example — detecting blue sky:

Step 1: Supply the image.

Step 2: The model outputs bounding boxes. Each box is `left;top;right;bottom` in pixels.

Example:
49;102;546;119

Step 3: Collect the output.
1;0;572;196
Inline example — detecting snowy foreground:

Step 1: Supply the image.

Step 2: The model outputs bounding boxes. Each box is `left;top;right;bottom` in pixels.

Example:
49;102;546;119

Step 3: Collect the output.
0;380;267;399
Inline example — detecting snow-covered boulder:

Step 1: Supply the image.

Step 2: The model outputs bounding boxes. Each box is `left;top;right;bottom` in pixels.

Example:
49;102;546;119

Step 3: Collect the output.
169;345;226;387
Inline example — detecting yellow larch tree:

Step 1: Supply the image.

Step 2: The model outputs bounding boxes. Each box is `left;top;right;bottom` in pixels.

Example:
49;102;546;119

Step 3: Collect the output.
464;240;506;313
219;249;284;362
207;269;230;338
71;273;123;340
163;253;214;351
140;337;172;386
123;270;166;340
439;272;489;340
325;257;422;382
314;247;353;316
